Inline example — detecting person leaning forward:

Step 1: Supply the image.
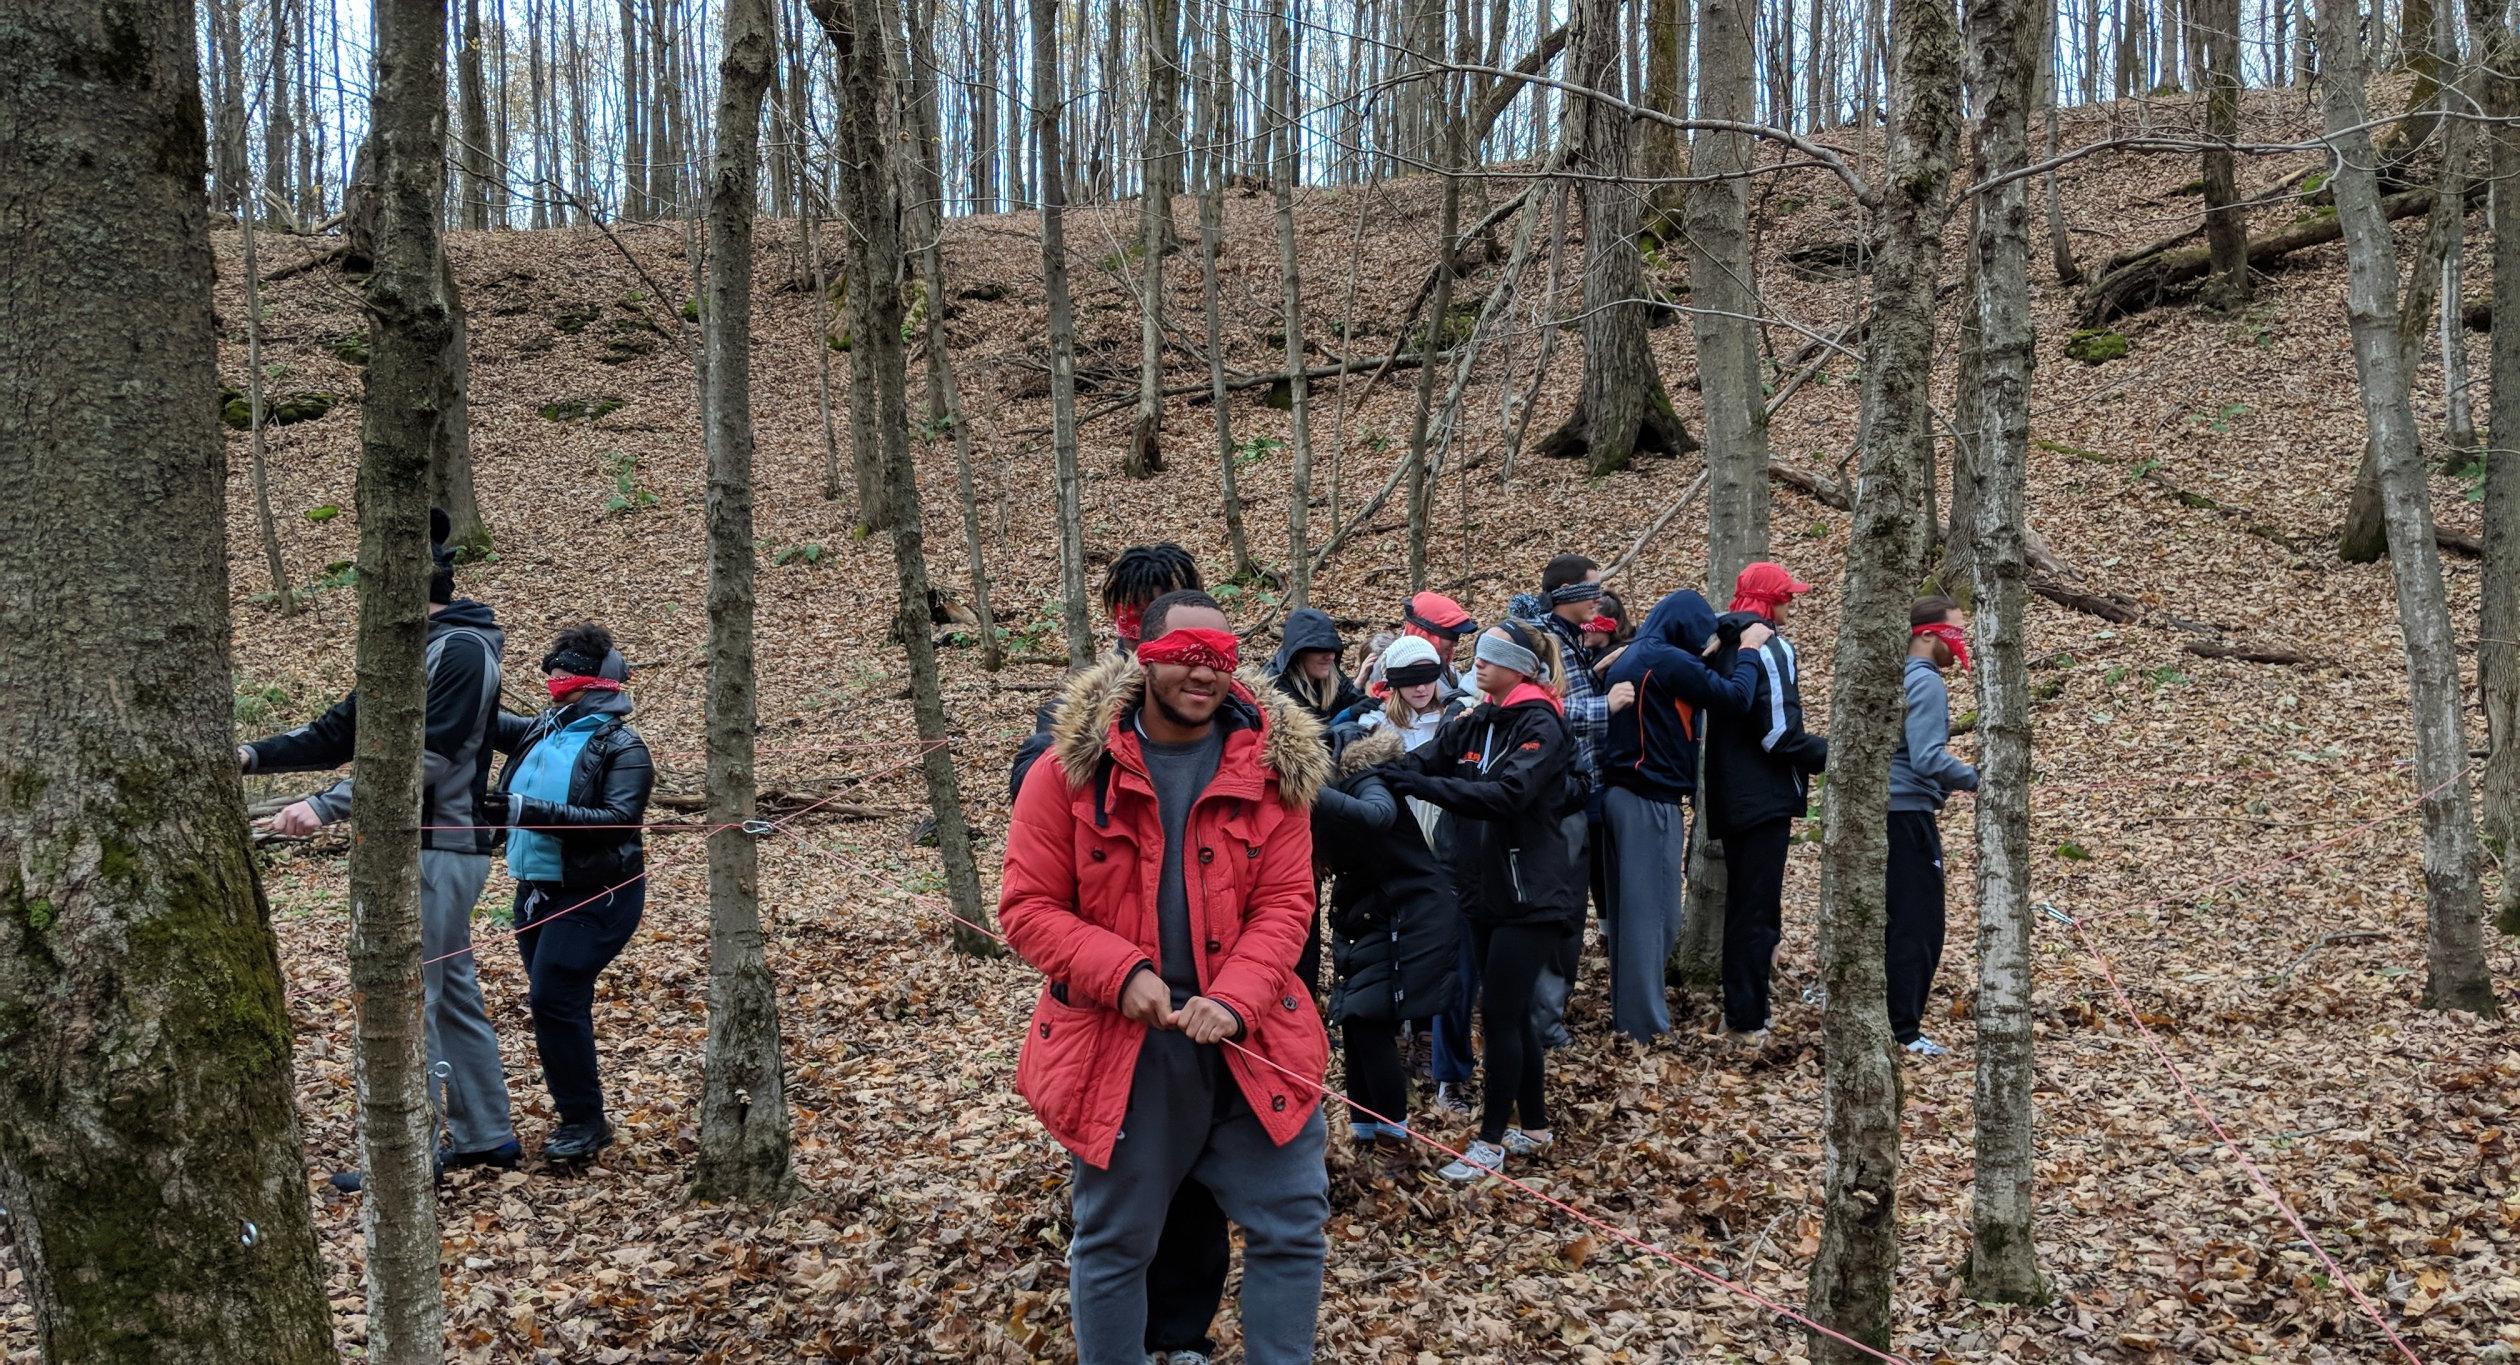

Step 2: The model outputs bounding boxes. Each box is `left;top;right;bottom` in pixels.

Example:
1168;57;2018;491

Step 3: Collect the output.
999;590;1334;1365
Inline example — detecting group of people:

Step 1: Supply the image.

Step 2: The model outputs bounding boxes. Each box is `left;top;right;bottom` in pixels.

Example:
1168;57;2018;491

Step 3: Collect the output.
1001;543;1979;1364
244;511;654;1179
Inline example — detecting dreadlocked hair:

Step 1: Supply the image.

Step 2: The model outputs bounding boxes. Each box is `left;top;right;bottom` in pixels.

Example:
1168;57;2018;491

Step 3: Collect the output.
1102;543;1204;614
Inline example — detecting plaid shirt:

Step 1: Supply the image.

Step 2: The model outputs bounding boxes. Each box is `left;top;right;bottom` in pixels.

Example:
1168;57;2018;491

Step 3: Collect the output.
1532;610;1607;791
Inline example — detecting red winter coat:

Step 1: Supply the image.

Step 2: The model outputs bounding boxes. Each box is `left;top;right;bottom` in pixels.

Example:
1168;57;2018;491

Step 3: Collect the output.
1000;657;1333;1169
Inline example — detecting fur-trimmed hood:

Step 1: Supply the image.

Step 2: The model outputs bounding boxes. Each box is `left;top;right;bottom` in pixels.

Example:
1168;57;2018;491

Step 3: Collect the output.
1335;723;1405;777
1047;654;1331;808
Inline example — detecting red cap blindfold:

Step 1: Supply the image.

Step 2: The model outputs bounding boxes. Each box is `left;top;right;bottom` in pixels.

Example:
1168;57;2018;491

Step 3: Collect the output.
1136;627;1240;673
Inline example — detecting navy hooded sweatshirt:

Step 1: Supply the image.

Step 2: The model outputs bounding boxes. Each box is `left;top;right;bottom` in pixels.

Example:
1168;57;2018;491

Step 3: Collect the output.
1602;590;1763;806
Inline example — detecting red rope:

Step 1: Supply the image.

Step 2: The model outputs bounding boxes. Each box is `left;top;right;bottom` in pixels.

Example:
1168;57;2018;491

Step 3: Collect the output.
2044;767;2467;1364
774;835;1916;1365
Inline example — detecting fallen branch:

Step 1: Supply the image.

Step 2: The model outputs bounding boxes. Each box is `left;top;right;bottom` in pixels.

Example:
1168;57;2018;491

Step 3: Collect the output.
1770;461;1851;510
2078;177;2482;326
1062;350;1447;430
2182;641;2327;666
2095;166;2319;278
2266;930;2388;984
1602;472;1710;580
649;788;894;820
2031;576;2142;624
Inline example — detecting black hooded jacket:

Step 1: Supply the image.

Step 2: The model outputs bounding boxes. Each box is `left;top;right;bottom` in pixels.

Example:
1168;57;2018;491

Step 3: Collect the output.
1270;608;1367;726
1703;611;1828;839
1385;690;1587;930
1314;728;1460;1023
1602;590;1762;806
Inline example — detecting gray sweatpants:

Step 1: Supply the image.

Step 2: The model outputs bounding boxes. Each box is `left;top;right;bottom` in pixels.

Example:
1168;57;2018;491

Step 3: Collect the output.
1069;1029;1329;1365
420;849;514;1153
1600;787;1688;1041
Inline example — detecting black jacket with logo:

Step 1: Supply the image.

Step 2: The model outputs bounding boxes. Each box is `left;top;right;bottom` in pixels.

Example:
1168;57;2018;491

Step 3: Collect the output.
1703;611;1829;839
1384;691;1586;931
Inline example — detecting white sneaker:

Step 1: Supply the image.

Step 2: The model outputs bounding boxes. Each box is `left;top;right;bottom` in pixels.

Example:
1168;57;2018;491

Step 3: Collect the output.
1902;1035;1951;1057
1439;1140;1506;1182
1502;1127;1554;1157
1432;1082;1470;1114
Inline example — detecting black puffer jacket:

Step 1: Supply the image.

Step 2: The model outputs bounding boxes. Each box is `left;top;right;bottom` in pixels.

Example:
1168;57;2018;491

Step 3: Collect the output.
1316;729;1459;1024
1385;688;1587;930
489;688;655;886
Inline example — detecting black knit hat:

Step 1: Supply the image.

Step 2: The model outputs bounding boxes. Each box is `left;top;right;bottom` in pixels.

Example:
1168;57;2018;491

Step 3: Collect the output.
428;508;457;604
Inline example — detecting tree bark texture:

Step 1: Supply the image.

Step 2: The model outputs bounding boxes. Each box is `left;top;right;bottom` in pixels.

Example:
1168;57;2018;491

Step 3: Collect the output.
2470;0;2520;900
1270;0;1318;610
2313;0;2499;1014
1201;97;1259;580
1544;0;1694;475
2198;0;2250;308
1810;0;1960;1353
356;0;464;1355
0;3;335;1357
698;0;797;1203
1129;0;1185;478
1034;0;1095;661
1961;0;2049;1305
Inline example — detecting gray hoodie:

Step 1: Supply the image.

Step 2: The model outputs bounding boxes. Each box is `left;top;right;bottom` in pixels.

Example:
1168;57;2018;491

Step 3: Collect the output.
1888;655;1978;812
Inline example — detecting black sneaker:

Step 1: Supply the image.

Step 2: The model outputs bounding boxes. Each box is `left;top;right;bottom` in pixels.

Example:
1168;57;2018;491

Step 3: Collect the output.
544;1120;614;1162
437;1139;524;1179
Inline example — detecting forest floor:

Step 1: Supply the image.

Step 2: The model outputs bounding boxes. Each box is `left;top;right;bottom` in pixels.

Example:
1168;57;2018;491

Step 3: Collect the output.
10;84;2520;1362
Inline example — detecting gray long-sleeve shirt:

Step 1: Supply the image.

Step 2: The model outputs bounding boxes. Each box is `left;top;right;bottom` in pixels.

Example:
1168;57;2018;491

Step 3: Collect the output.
1139;722;1224;1004
1889;655;1979;812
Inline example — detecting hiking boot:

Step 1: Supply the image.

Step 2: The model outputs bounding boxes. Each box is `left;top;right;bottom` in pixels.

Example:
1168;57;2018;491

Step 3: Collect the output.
1901;1035;1951;1058
1438;1140;1507;1183
544;1120;615;1162
1501;1127;1554;1157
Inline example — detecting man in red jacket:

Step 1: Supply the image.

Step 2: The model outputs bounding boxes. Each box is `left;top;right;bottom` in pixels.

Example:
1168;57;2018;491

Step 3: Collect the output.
1001;590;1334;1365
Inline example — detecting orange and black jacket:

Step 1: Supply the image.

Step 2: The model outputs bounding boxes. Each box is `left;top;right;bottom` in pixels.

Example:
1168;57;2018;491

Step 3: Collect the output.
1385;686;1587;931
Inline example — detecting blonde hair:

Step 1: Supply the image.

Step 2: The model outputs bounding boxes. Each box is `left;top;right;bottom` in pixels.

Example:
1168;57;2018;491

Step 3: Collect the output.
1382;682;1444;729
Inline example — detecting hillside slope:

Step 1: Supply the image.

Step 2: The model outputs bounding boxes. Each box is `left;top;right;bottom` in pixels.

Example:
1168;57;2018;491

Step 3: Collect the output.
12;86;2515;1362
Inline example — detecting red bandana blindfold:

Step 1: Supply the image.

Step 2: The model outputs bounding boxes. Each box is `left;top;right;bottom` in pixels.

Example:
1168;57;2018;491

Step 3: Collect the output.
1136;627;1240;673
1912;621;1971;671
548;675;626;701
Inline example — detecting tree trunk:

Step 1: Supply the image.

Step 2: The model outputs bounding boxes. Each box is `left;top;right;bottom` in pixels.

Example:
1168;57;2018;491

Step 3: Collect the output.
431;263;488;555
0;4;335;1356
2314;0;2500;1012
817;0;1000;959
355;0;461;1354
1962;0;2048;1305
2198;0;2249;308
1542;0;1695;474
2471;0;2520;892
1200;39;1259;581
211;0;251;215
1130;0;1185;478
458;0;496;227
1270;0;1318;610
695;0;798;1203
1404;105;1463;591
1811;0;1961;1352
620;0;646;218
266;0;297;220
1035;0;1095;661
1642;0;1690;227
807;198;847;501
239;191;298;614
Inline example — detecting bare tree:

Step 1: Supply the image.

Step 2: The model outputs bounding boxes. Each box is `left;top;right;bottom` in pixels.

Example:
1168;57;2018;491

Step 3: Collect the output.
1199;27;1260;581
458;0;496;227
1539;0;1695;474
1035;0;1095;660
2469;0;2520;908
695;0;797;1203
1962;0;2048;1305
353;0;463;1353
238;181;298;614
1128;0;1185;478
0;2;334;1356
1269;0;1319;610
2197;0;2249;308
1810;0;1961;1352
2312;0;2498;1014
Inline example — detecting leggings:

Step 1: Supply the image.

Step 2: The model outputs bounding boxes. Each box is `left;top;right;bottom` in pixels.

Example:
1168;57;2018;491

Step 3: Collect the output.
1472;921;1565;1144
513;879;643;1125
1341;1017;1408;1130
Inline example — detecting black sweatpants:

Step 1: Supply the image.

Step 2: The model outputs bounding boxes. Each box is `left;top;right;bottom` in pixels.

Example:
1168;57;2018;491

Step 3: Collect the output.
1883;810;1947;1045
1145;1182;1230;1354
1472;922;1565;1145
513;879;644;1125
1718;817;1793;1033
1341;1016;1408;1130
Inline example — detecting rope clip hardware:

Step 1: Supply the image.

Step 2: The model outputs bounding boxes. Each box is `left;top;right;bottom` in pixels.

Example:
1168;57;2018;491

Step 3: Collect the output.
2037;901;2077;928
740;819;777;838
